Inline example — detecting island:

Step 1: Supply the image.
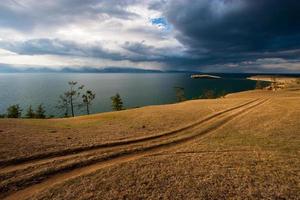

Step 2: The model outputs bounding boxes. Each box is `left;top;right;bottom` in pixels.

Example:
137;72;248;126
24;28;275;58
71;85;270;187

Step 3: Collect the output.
191;74;221;79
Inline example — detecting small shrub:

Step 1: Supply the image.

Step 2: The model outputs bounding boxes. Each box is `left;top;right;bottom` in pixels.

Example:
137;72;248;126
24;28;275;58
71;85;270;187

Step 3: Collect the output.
7;104;22;118
25;105;35;118
218;90;227;98
200;89;217;99
174;86;186;102
35;104;46;119
111;93;124;111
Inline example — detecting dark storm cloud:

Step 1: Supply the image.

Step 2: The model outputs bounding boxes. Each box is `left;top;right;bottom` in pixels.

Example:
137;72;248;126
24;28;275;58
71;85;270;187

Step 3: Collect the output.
164;0;300;64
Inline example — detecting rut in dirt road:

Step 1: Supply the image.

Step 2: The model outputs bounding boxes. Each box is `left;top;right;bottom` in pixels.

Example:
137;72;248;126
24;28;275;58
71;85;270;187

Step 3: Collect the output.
1;98;269;200
0;99;261;179
0;98;260;170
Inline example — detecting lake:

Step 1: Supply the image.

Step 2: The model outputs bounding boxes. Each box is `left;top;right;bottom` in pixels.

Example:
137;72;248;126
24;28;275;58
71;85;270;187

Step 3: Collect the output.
0;73;258;117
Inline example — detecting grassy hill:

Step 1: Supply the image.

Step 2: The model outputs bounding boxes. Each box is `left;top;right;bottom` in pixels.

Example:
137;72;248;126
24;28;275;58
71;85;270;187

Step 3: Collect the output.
0;79;299;199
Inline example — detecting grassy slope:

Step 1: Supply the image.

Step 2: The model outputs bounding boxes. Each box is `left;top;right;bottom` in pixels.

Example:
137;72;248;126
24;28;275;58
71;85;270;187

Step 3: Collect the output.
32;88;300;200
0;98;249;161
0;82;299;199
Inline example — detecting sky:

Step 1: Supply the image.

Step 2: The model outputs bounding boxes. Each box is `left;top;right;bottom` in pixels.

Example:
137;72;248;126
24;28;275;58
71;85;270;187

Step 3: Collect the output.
0;0;300;73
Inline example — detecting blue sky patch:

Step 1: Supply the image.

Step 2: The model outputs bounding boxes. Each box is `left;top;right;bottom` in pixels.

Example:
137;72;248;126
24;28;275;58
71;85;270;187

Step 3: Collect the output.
151;17;167;26
150;17;171;31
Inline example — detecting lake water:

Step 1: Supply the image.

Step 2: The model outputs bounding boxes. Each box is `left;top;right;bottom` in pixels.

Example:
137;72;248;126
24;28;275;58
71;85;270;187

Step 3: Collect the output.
0;73;258;117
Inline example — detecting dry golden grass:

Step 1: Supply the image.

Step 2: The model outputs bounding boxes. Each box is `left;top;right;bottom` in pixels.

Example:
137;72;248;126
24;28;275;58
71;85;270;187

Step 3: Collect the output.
32;151;298;200
0;84;299;200
28;91;299;200
0;98;248;161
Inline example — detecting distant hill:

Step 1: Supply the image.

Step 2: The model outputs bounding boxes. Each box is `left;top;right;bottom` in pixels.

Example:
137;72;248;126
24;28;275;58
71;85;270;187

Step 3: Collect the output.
2;65;298;76
0;66;163;73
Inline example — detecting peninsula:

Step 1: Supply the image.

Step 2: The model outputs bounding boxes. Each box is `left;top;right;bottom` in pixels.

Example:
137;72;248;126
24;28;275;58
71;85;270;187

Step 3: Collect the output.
191;74;221;79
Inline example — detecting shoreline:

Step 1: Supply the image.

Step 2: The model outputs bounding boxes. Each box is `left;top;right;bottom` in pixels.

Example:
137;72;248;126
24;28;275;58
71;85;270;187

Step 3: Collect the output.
0;80;299;199
1;75;299;119
247;75;299;83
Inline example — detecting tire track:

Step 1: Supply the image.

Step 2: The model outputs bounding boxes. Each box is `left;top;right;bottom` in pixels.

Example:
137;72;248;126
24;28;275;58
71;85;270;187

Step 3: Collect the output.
0;98;259;171
0;99;266;196
2;98;269;200
0;99;262;195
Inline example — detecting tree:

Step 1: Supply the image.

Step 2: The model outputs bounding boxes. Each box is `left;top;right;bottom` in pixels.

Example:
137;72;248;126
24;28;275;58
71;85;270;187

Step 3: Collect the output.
174;86;186;102
7;104;22;118
35;104;46;119
201;89;216;99
25;105;35;118
66;81;84;117
57;81;84;117
111;93;123;111
57;95;70;117
81;90;96;115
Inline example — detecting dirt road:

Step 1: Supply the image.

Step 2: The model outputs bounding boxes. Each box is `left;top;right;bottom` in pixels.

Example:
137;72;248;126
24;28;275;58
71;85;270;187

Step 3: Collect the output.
0;98;269;200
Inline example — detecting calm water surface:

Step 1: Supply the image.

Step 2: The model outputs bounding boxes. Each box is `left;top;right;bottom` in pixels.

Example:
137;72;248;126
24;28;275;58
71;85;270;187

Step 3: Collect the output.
0;73;257;117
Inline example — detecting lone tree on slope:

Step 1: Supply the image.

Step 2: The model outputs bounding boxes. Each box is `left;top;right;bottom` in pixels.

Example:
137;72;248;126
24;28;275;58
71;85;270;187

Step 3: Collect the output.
57;81;84;117
111;93;123;111
80;90;96;115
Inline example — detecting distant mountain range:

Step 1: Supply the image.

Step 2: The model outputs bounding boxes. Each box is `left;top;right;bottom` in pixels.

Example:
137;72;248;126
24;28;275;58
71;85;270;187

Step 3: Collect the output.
1;65;298;76
0;66;164;73
0;65;197;73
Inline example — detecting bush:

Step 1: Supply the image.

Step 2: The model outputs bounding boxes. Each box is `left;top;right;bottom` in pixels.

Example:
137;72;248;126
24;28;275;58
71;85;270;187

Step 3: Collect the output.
218;90;227;98
7;104;22;118
111;93;124;111
25;105;35;118
35;104;46;119
174;87;186;102
200;90;217;99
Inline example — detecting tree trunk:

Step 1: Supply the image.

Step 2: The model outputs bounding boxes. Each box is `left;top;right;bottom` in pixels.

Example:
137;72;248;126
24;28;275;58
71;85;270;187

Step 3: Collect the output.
70;96;74;117
65;106;69;117
86;104;90;115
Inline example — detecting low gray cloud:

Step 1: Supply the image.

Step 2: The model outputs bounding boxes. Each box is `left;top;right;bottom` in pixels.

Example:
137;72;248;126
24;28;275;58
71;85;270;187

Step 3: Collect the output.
0;39;186;63
0;39;125;60
0;0;140;31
